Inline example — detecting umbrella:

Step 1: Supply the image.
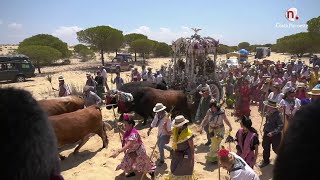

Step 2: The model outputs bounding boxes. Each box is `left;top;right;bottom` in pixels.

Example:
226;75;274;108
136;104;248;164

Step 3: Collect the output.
239;49;248;54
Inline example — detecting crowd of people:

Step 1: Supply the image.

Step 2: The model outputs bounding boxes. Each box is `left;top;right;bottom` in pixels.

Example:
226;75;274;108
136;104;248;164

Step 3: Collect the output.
2;55;320;180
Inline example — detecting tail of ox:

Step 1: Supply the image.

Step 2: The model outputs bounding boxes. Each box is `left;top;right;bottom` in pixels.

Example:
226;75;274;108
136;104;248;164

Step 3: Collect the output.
38;96;85;116
49;105;108;159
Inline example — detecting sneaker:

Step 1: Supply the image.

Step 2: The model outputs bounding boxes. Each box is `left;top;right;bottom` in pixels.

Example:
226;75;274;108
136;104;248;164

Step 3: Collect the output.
259;161;270;168
125;172;136;177
205;141;211;146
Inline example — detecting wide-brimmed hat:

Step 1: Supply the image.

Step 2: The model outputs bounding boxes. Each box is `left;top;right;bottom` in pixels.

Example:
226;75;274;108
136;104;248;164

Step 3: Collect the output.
262;74;271;78
315;65;319;69
297;82;306;88
86;73;91;76
199;87;209;95
147;67;152;70
172;115;189;127
263;99;279;108
308;84;320;96
153;103;167;112
58;76;64;81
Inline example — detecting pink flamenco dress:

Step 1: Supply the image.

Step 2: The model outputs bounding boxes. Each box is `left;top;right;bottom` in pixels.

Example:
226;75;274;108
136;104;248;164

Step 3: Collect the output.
116;128;156;174
236;85;251;118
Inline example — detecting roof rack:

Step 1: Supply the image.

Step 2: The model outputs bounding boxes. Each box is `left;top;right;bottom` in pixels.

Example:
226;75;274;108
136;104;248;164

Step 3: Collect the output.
0;54;30;62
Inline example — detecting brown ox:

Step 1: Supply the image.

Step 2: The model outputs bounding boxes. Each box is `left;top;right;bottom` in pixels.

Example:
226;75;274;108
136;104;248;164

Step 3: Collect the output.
49;105;108;159
38;96;84;116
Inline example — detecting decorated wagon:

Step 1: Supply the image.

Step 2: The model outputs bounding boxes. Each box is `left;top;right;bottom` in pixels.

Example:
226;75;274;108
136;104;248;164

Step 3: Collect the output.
166;28;223;102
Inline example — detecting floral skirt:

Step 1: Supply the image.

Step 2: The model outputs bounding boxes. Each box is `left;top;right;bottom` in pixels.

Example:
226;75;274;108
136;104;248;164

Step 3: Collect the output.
164;172;197;180
116;144;156;173
206;127;225;162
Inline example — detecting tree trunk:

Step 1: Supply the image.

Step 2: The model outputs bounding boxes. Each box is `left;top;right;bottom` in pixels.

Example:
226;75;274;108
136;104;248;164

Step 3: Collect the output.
36;61;41;74
115;50;118;56
100;49;105;66
134;51;137;62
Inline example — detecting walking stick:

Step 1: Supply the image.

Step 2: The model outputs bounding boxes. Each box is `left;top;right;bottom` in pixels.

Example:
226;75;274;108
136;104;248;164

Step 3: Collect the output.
259;104;266;135
140;106;175;180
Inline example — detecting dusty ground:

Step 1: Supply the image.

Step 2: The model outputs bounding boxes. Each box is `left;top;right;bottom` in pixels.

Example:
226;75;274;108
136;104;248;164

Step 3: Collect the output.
1;50;307;180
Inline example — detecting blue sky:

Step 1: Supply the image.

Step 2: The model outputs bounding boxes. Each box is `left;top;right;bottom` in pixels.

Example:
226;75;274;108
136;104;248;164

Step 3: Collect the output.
0;0;319;46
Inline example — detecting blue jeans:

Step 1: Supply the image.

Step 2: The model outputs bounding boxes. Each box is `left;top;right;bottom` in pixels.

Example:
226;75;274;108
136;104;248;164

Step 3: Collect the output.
158;135;172;161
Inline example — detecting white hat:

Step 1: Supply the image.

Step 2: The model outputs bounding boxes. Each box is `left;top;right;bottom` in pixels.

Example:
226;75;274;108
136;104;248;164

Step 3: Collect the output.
172;115;189;127
58;76;64;81
153;103;167;112
263;99;279;108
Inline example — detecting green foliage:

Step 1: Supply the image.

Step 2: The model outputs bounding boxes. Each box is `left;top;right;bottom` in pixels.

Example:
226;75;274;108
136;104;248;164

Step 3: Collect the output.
131;39;155;59
154;42;171;57
19;34;69;58
307;16;320;34
77;26;124;52
77;26;124;65
73;44;94;61
17;45;62;73
73;44;88;54
238;42;250;50
276;32;315;57
218;44;235;54
124;33;147;45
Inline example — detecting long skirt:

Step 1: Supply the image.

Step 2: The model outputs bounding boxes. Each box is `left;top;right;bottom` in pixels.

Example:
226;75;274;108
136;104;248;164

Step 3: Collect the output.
251;86;260;102
116;144;156;173
206;127;225;162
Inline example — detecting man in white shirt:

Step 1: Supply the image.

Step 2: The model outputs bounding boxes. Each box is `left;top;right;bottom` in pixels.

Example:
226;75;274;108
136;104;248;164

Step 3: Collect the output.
218;148;260;180
147;103;172;166
100;66;107;88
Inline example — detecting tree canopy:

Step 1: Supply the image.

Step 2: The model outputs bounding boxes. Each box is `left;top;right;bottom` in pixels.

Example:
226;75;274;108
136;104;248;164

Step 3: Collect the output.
307;16;320;34
19;34;70;58
153;42;171;57
238;42;250;50
131;39;155;60
124;33;148;45
73;44;94;61
18;45;62;73
276;32;315;57
77;26;124;65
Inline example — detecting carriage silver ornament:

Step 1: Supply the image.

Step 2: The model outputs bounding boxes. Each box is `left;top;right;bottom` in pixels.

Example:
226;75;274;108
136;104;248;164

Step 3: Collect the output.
169;28;222;102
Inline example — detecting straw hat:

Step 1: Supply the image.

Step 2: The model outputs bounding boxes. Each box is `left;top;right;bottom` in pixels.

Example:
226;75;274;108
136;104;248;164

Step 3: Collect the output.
297;82;306;88
308;84;320;96
58;76;64;81
263;99;279;108
153;103;167;112
172;115;189;127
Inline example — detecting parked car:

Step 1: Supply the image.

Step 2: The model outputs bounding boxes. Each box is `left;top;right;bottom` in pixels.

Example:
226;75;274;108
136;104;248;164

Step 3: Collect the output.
105;53;134;72
0;54;36;82
226;58;240;68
